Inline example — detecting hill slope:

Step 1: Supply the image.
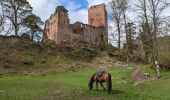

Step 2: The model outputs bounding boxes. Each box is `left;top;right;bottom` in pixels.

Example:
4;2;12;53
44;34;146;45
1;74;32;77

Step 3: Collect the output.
0;36;126;75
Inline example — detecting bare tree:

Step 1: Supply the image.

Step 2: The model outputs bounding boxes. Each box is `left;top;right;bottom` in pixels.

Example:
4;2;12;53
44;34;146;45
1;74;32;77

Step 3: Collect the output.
110;0;124;49
122;0;130;63
2;0;32;36
135;0;170;67
148;0;170;65
135;0;153;61
0;1;15;35
0;1;5;33
109;0;130;63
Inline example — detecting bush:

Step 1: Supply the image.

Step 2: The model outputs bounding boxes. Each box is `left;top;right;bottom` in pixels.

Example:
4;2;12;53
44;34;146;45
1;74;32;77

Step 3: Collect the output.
43;39;57;49
55;6;68;13
21;33;30;39
108;45;127;61
158;53;170;70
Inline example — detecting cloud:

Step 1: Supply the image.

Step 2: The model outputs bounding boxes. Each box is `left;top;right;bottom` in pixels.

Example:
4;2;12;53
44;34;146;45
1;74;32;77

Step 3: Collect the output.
27;0;59;21
87;0;112;7
27;0;88;24
59;0;88;24
27;0;112;24
69;9;88;24
68;0;112;24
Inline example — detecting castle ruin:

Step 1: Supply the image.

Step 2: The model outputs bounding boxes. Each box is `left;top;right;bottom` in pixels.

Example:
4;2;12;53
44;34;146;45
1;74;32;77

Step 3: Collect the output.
44;4;108;47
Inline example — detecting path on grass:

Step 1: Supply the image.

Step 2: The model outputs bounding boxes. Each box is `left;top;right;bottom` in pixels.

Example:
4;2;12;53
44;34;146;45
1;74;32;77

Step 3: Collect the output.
131;68;156;85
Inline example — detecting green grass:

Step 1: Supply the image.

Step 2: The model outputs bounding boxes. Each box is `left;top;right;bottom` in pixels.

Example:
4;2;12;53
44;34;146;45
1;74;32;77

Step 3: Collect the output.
1;36;170;100
0;68;170;100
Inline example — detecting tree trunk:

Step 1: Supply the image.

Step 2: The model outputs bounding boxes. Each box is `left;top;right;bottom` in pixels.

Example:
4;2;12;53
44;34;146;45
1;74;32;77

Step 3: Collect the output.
14;26;18;36
117;21;121;49
31;31;34;41
123;10;129;64
14;5;18;36
151;0;158;68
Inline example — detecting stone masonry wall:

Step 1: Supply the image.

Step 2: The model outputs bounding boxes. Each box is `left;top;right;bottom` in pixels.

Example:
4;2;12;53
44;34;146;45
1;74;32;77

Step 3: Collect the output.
88;4;107;27
44;4;108;47
44;14;57;41
55;12;70;44
69;22;106;46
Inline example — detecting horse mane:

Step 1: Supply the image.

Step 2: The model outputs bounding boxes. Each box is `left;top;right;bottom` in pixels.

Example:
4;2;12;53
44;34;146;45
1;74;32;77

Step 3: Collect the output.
88;73;95;90
107;73;112;93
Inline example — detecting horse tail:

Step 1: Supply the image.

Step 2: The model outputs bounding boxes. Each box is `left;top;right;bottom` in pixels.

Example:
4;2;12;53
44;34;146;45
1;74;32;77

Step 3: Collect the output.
88;73;95;90
107;73;112;93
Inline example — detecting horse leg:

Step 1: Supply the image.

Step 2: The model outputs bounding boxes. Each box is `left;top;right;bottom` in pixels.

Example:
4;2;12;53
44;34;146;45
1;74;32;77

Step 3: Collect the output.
96;81;98;91
100;82;106;90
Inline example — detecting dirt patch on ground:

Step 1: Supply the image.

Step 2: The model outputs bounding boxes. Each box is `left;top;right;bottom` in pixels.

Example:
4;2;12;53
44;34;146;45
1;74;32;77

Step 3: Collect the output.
131;68;157;85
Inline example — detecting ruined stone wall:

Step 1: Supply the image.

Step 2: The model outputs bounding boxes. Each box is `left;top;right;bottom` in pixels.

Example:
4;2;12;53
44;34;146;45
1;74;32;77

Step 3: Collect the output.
55;12;70;44
44;14;58;41
44;4;108;47
88;4;107;27
69;22;106;46
44;12;70;44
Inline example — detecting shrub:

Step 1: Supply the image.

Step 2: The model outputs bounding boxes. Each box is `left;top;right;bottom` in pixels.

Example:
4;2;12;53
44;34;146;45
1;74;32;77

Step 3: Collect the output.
158;53;170;70
55;6;68;13
21;33;30;39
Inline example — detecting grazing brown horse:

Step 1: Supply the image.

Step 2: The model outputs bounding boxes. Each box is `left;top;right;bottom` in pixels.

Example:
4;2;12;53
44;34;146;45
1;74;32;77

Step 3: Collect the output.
88;71;112;93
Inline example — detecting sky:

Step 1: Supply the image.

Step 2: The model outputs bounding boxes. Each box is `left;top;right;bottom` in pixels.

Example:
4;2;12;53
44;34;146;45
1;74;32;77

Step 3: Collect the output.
27;0;112;24
26;0;170;24
27;0;170;46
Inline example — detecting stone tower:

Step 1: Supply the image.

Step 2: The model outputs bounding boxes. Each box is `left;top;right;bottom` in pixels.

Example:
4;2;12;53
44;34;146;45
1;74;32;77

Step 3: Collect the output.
88;4;108;47
44;6;70;44
88;4;108;27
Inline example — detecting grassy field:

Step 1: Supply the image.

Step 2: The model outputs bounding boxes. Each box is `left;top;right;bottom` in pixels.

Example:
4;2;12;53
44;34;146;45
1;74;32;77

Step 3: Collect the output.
0;67;170;100
0;37;170;100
